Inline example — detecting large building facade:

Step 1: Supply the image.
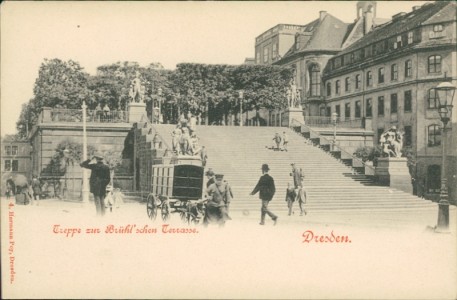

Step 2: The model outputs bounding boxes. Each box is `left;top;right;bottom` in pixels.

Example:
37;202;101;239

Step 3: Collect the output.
253;1;457;203
322;1;457;202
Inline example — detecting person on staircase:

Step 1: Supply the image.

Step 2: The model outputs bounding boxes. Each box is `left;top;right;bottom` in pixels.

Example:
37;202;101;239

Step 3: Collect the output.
290;163;304;189
282;131;289;152
285;183;297;216
273;133;282;151
250;164;278;225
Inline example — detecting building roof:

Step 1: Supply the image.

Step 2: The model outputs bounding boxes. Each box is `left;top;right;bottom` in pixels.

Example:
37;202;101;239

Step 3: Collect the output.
336;1;455;55
282;13;350;58
2;135;28;143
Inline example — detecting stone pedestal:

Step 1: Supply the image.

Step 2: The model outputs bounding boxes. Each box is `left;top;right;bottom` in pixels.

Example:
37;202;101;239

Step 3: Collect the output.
282;107;305;127
375;157;412;194
128;102;147;123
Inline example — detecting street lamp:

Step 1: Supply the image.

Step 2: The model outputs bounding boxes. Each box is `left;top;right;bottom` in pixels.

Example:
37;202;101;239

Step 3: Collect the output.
435;81;455;232
63;148;70;200
331;112;338;151
81;100;89;202
239;90;244;127
157;87;163;124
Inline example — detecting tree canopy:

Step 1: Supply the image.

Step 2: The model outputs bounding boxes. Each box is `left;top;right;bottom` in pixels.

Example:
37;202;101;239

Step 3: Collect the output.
16;58;294;135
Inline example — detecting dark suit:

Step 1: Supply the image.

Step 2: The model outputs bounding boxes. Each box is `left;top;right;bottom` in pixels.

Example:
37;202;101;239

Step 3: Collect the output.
80;159;111;216
251;173;277;224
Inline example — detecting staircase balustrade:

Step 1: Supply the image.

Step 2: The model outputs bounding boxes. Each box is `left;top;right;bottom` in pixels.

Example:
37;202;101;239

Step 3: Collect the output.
291;118;375;176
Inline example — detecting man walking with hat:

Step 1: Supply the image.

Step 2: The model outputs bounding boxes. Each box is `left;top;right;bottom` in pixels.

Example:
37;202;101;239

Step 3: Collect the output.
205;173;231;226
80;154;111;216
250;164;278;225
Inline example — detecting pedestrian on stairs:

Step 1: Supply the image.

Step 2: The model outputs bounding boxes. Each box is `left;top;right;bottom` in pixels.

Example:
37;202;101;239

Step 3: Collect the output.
250;164;278;225
273;133;282;151
282;131;289;151
285;183;297;216
290;163;304;189
296;183;307;216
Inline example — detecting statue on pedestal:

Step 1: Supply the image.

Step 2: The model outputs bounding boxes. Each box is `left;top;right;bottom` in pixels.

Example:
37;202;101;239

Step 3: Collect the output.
380;126;403;158
129;71;145;103
286;78;298;108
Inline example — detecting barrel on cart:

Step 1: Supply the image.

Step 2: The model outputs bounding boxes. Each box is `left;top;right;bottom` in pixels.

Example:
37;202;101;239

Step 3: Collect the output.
146;157;206;224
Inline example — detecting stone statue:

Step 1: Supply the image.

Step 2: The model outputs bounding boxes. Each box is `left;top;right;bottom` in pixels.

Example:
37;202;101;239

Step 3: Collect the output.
380;126;403;158
130;72;144;103
294;88;302;109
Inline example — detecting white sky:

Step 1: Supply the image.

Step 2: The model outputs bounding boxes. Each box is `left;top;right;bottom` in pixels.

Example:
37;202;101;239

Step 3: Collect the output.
1;1;429;136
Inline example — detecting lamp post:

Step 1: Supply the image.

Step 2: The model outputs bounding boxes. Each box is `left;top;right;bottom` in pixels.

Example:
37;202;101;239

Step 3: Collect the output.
435;81;455;232
331;112;338;151
239;90;244;127
63;148;70;200
81;100;89;202
157;87;163;124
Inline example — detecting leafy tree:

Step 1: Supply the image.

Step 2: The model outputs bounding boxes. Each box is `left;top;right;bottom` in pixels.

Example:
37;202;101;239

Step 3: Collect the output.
353;145;382;166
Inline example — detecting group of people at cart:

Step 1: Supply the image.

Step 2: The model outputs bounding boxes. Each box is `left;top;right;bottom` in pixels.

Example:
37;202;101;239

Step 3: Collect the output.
269;132;289;151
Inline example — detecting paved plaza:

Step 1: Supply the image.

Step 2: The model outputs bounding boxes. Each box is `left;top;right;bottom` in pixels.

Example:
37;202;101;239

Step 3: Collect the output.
2;197;456;299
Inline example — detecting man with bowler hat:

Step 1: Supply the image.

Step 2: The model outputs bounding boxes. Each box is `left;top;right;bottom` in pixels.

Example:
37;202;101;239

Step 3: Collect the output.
250;164;278;225
80;154;111;216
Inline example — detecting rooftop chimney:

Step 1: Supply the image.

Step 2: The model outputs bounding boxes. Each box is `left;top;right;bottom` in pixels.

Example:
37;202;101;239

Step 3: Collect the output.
392;12;406;20
319;11;327;21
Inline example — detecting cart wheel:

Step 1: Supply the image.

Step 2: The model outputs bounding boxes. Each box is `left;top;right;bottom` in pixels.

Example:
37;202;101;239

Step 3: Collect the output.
146;194;158;220
161;200;170;221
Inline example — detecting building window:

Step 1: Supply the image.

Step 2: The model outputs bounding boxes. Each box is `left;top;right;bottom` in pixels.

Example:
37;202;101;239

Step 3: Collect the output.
326;107;331;117
345;77;350;92
394;35;402;49
391;64;398;81
366;98;372;117
433;24;443;32
428;55;441;73
377;128;384;141
4;160;11;171
378;96;384;116
355;74;361;89
335;80;340;94
427;165;441;193
12;146;18;155
428;88;437;109
366;71;372;86
4;160;18;172
335;105;340;117
355;101;361;118
5;146;12;155
391;93;398;114
272;44;278;59
309;64;321;96
12;160;18;171
378;67;384;83
405;60;412;77
345;103;351;119
407;31;413;44
428;124;441;147
326;82;331;96
256;51;261;64
404;126;412;146
404;90;412;112
263;47;269;63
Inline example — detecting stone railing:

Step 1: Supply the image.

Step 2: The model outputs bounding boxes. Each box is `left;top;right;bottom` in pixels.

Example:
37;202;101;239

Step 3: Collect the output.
41;107;128;123
303;116;363;128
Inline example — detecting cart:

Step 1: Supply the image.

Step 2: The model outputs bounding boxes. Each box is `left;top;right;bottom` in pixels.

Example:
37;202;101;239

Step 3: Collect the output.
146;156;206;224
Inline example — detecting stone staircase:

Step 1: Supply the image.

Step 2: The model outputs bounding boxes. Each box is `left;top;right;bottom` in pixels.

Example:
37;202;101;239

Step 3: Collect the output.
147;124;436;215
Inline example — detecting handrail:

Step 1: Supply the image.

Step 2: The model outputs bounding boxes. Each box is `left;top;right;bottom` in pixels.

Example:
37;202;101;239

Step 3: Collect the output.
290;118;375;174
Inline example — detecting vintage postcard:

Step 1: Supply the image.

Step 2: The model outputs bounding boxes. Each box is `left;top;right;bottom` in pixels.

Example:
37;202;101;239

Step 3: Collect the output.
1;1;456;299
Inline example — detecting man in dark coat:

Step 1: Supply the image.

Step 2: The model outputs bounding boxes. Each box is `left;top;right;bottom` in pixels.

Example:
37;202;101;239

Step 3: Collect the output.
250;164;278;225
80;155;111;216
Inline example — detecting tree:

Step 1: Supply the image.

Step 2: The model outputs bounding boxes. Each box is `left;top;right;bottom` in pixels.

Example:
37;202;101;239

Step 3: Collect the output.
32;58;91;109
